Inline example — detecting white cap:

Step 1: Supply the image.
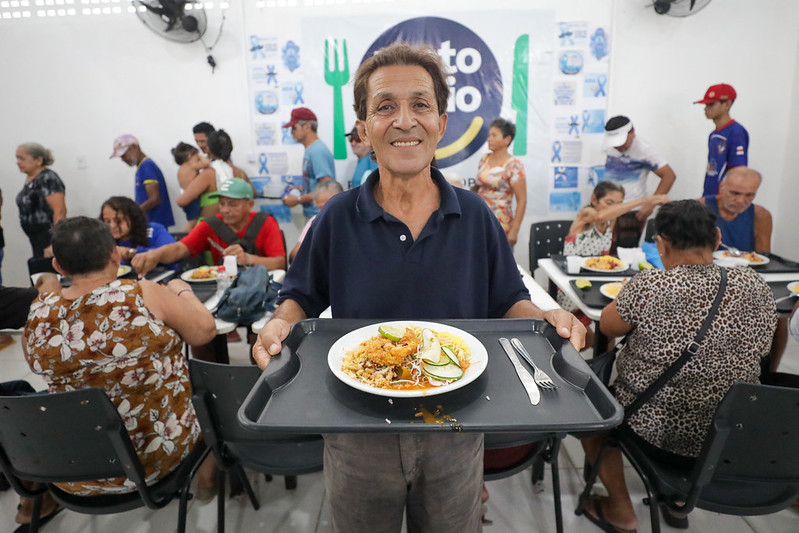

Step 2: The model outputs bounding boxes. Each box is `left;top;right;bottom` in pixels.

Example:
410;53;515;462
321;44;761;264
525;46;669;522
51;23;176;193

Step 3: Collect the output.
603;116;633;150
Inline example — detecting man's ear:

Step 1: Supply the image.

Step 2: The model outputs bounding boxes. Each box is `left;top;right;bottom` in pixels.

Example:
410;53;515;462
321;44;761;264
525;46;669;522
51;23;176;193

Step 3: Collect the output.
51;257;67;277
356;120;370;148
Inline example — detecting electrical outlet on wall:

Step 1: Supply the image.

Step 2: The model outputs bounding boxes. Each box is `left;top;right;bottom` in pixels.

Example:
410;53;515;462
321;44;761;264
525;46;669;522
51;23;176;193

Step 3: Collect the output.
77;156;87;169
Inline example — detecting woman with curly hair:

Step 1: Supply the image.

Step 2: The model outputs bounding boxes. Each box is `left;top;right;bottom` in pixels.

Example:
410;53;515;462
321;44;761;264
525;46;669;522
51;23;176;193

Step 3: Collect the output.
100;196;176;268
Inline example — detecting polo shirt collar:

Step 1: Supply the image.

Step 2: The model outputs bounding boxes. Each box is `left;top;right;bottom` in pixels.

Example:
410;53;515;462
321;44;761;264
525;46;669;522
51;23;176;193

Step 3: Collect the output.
356;167;462;222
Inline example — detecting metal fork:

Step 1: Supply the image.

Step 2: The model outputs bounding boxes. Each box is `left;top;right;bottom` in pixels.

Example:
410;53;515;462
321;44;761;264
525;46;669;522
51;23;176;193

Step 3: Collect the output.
719;242;742;257
510;338;557;389
324;38;349;160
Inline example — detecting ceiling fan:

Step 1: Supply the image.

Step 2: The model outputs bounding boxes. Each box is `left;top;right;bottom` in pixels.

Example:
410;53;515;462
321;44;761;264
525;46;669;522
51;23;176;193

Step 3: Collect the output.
652;0;713;17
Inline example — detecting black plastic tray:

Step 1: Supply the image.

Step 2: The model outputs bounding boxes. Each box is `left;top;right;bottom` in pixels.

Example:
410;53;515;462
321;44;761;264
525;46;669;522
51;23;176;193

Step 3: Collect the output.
238;318;623;435
568;279;623;308
749;253;799;274
552;254;638;277
768;280;799;314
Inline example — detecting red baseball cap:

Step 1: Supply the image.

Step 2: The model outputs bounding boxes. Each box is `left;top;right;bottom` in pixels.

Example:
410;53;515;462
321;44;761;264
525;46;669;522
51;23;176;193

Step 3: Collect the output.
694;84;737;104
282;107;317;128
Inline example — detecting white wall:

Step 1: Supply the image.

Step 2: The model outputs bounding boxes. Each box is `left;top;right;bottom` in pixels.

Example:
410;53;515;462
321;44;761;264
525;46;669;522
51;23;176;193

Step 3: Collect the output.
1;0;797;286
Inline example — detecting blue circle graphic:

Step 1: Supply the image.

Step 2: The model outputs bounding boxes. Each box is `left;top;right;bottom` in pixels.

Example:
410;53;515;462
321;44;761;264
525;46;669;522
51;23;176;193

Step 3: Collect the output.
363;17;503;167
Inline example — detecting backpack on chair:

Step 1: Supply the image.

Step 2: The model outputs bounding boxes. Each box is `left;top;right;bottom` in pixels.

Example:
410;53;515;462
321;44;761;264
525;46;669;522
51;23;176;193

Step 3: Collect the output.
213;265;280;324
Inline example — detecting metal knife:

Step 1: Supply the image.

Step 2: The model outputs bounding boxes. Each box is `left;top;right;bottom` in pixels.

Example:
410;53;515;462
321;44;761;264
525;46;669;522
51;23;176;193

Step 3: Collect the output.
207;238;226;254
499;337;540;405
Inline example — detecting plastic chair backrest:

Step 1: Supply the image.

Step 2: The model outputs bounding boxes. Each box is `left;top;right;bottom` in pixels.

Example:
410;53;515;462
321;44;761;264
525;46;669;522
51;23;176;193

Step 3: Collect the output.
0;388;144;486
529;220;572;269
696;382;799;484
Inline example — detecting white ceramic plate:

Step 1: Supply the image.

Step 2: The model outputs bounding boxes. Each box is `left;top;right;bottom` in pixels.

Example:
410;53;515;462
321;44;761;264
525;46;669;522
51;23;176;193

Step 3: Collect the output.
581;256;629;273
787;281;799;296
181;266;224;283
712;250;770;265
117;265;132;277
599;281;625;300
327;321;488;398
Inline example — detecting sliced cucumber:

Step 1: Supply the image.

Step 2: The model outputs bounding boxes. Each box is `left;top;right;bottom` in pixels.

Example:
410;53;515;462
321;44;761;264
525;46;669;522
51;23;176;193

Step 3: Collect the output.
378;324;405;342
441;346;461;367
418;329;442;364
423;362;464;381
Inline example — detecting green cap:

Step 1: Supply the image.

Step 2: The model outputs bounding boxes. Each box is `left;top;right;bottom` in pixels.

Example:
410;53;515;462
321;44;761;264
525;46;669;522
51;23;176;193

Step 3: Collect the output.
209;178;254;200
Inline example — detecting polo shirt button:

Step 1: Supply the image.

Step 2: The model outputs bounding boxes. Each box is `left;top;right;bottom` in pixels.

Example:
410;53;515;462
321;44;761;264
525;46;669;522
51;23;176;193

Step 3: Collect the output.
400;235;407;242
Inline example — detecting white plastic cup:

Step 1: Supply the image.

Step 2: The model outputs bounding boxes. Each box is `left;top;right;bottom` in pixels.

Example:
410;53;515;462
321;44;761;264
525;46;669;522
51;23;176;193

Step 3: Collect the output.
223;255;238;278
566;255;583;274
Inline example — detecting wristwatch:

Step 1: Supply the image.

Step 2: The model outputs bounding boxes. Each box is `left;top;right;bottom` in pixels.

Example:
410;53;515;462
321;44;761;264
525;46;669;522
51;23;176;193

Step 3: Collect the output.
128;248;137;259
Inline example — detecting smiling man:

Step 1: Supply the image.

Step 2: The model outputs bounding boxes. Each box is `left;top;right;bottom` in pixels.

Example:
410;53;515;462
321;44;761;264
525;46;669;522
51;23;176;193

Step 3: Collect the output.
131;178;286;276
698;166;771;253
253;42;585;533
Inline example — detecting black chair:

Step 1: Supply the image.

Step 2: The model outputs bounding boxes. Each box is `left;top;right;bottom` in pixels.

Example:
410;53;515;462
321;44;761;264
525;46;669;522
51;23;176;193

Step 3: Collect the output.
0;388;208;533
189;360;324;533
484;433;564;533
27;257;58;285
578;382;799;533
528;220;572;297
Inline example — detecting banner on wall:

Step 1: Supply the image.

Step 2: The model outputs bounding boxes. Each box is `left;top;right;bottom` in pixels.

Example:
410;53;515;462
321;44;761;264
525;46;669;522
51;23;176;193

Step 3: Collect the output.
243;10;611;217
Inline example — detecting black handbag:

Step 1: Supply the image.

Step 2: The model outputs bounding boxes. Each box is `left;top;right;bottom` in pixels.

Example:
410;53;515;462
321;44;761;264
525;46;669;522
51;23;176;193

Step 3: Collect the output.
588;267;728;418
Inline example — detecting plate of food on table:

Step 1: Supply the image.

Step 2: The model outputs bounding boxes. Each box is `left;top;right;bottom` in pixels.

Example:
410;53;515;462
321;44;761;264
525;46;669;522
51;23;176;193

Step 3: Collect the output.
600;279;629;300
180;265;234;282
328;321;488;398
713;250;770;265
581;255;629;273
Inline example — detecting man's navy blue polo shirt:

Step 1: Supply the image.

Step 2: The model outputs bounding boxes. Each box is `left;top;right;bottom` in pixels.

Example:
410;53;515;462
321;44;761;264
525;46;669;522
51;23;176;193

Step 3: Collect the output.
280;168;530;320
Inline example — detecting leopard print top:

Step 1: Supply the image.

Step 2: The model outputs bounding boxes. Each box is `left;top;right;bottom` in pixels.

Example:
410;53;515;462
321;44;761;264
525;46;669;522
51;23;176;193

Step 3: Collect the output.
615;264;776;457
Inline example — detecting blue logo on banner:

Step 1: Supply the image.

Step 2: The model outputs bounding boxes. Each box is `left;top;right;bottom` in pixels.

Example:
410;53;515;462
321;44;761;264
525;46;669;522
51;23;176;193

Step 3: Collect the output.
559;51;583;75
282;40;301;72
590;28;609;61
255;91;278;115
363;17;503;168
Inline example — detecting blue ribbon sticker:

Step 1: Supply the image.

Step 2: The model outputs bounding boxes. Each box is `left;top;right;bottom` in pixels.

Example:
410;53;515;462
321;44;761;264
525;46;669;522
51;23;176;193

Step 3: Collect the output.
595;74;607;97
266;65;277;85
582;110;591;132
259;153;269;174
568;115;579;136
250;36;265;59
551;141;562;163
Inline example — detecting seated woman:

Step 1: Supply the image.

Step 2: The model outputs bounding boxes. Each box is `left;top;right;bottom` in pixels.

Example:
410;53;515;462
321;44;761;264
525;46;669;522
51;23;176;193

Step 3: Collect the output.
171;142;210;231
564;181;668;258
100;196;178;269
22;216;217;496
578;200;777;532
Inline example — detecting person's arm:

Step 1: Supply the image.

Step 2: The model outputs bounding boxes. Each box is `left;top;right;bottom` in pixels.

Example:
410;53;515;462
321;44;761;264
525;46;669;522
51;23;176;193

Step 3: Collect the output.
253;299;307;368
503;299;587;351
45;192;67;223
140;279;216;346
177;170;214;208
507;177;527;247
131;242;190;276
637;165;676;221
753;205;773;253
222;244;287;270
599;300;634;337
140;182;161;213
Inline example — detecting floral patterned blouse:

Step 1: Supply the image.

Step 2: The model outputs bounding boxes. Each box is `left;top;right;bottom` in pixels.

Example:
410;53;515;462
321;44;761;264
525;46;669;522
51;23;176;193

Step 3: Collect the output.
24;279;200;495
475;154;525;232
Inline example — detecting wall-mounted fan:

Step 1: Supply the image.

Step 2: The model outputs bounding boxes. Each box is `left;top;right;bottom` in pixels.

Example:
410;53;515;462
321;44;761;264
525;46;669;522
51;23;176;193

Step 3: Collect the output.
132;0;207;43
652;0;713;17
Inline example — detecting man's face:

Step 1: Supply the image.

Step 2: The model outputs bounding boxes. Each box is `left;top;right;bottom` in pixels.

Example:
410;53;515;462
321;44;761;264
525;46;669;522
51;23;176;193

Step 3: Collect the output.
704;100;730;121
349;136;370;159
617;130;634;152
290;122;311;144
359;65;447;179
120;146;138;167
194;133;209;154
218;197;253;227
718;172;759;216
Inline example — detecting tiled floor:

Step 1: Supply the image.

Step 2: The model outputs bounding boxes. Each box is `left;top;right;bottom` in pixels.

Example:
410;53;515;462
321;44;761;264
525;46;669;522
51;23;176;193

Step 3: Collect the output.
0;328;797;532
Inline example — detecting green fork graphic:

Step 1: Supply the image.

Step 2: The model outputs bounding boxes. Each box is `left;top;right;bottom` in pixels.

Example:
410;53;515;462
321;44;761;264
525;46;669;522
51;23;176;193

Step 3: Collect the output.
324;39;349;160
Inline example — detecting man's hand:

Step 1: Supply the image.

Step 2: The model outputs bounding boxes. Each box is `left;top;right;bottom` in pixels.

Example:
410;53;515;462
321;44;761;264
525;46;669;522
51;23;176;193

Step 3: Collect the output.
635;204;654;222
35;273;62;295
223;244;248;265
542;308;587;350
282;190;301;208
131;250;160;277
252;318;293;369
